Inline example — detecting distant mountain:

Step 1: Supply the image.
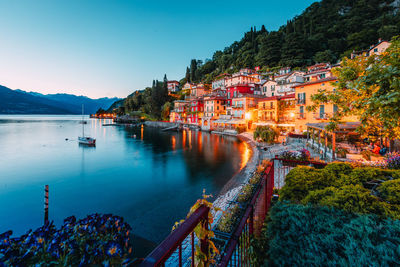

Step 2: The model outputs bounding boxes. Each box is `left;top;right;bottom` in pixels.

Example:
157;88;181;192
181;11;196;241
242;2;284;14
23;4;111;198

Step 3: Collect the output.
0;85;121;114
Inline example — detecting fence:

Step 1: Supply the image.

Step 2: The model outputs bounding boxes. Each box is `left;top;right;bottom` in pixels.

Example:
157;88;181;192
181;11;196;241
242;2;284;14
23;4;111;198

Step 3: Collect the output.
140;158;326;266
140;205;210;267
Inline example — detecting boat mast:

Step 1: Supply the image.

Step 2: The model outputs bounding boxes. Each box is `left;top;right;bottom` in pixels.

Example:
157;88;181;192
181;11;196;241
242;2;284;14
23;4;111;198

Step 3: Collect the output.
82;104;85;137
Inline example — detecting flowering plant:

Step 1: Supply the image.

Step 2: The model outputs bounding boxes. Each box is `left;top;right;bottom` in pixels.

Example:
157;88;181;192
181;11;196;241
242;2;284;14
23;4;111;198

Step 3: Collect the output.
387;153;400;170
0;214;133;266
279;149;310;161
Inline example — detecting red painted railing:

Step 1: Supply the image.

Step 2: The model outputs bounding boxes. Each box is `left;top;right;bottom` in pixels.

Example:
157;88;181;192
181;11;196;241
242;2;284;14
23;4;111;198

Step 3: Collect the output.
140;158;327;266
218;161;274;266
140;205;210;267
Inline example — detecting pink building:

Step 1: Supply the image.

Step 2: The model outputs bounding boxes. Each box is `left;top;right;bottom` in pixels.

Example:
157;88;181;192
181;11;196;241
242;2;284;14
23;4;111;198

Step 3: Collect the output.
167;80;180;94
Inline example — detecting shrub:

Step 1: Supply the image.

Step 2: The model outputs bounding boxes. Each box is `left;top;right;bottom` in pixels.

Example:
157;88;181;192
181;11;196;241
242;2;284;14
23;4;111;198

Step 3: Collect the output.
280;166;326;202
302;184;389;217
253;126;278;144
236;125;246;134
262;202;400;266
378;180;400;204
346;167;398;185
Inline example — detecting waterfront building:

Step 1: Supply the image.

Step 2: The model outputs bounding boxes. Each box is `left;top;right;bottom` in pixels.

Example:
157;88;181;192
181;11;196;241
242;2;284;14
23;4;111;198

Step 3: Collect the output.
202;95;227;130
187;98;204;125
256;94;296;132
230;94;262;128
226;84;256;116
167;80;180;94
304;63;332;82
170;100;189;123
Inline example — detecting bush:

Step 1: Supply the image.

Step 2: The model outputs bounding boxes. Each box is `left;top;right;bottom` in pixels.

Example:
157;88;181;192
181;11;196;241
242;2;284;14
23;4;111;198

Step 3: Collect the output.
387;154;400;169
280;167;327;203
236;125;246;134
302;184;390;217
378;180;400;204
253;126;278;144
262;202;400;266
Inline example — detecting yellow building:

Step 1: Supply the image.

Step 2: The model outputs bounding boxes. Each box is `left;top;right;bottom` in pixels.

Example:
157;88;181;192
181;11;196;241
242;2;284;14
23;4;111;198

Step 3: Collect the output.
257;94;296;131
293;77;358;133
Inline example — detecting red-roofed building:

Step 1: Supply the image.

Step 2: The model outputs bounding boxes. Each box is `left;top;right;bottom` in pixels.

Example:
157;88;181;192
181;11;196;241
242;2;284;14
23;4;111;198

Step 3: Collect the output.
167;80;180;94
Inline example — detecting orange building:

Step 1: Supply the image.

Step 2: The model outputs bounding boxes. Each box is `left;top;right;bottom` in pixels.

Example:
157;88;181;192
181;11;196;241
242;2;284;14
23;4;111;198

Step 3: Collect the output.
257;94;296;131
293;77;358;133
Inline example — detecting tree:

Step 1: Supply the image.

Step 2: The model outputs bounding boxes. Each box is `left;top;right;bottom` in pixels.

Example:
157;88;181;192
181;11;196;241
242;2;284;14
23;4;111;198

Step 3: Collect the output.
313;49;337;63
310;36;400;143
161;102;172;120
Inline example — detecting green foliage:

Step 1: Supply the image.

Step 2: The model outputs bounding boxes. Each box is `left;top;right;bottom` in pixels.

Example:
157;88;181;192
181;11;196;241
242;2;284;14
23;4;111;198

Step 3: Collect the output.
253;126;278;144
280;163;400;219
280;166;332;203
216;205;241;233
378;180;400;205
237;184;254;203
261;202;400;266
183;0;400;81
236;125;246;134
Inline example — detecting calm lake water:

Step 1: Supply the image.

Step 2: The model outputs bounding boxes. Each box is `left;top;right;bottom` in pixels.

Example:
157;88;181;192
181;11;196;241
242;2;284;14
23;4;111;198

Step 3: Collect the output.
0;115;247;243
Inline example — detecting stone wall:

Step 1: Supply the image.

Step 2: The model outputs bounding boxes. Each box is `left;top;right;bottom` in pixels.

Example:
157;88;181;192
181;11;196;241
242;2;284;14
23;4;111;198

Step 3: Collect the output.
144;121;179;128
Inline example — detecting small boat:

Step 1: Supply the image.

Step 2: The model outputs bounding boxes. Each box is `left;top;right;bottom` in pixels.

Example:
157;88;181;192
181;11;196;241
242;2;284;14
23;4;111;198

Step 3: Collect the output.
78;105;96;146
78;136;96;146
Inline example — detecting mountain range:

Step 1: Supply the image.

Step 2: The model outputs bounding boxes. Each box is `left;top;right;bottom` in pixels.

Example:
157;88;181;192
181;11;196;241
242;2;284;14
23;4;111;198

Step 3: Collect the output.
0;85;120;114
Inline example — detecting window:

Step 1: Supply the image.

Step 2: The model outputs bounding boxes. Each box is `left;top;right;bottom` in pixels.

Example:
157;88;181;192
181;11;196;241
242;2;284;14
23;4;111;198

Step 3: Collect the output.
374;48;378;52
270;102;273;109
272;92;274;96
271;85;275;91
319;105;325;119
300;106;304;118
298;93;306;104
333;104;338;113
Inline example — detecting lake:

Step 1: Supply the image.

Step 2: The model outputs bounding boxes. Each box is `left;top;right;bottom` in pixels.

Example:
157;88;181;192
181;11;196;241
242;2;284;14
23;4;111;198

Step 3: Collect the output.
0;115;247;245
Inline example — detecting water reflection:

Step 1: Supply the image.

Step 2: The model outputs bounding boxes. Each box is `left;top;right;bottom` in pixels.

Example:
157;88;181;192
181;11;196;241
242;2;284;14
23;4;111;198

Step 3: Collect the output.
0;116;245;244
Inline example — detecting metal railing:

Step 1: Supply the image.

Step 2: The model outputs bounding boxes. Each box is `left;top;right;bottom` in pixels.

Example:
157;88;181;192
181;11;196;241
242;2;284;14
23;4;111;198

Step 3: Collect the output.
218;161;274;266
140;205;210;267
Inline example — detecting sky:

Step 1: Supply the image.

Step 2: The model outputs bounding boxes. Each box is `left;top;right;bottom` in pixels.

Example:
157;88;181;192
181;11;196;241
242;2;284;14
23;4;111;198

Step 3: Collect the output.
0;0;316;99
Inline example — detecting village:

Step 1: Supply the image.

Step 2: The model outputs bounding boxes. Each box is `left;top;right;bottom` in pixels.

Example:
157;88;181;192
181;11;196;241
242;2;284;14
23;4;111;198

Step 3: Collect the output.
168;39;392;162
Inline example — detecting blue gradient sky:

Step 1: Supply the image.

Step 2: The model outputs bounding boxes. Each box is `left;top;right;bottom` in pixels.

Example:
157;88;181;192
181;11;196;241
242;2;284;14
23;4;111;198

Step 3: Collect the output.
0;0;316;98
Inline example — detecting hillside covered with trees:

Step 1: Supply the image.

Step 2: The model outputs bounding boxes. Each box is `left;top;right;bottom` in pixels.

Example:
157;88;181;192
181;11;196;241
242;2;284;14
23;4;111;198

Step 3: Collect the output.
183;0;400;84
112;0;399;118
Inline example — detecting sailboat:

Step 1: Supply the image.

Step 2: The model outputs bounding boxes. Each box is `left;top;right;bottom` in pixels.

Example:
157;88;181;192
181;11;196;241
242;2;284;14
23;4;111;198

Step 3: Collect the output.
78;105;96;146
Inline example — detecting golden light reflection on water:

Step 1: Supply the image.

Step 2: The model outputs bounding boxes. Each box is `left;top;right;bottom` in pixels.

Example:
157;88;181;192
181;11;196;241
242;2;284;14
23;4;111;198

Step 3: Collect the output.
182;130;186;148
188;130;192;148
141;125;144;140
171;136;176;150
240;141;251;170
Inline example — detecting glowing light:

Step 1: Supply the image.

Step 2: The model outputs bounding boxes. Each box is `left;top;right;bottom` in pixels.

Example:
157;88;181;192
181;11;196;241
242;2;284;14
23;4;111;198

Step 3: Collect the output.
240;142;251;170
290;112;295;118
245;112;251;120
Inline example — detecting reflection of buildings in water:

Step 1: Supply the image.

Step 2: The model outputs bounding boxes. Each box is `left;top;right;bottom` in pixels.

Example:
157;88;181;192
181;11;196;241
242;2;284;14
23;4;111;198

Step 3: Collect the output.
197;131;203;153
182;130;186;148
171;135;176;151
188;130;192;148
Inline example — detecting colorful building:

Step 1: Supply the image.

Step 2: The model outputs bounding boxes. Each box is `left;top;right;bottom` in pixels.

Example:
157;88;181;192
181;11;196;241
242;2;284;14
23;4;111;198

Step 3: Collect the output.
187;98;204;125
170;100;189;123
167;80;180;94
351;39;391;59
257;94;296;131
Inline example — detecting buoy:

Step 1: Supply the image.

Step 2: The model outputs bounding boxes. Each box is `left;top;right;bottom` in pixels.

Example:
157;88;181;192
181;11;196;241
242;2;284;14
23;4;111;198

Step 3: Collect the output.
133;134;136;138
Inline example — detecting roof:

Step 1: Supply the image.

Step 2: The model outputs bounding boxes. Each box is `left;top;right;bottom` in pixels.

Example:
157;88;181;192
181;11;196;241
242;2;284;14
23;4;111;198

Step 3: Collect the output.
293;77;337;88
306;122;361;133
259;93;295;102
167;80;180;83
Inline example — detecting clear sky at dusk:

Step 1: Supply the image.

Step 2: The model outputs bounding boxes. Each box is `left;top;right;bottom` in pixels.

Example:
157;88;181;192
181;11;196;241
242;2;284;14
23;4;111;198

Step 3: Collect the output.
0;0;316;98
